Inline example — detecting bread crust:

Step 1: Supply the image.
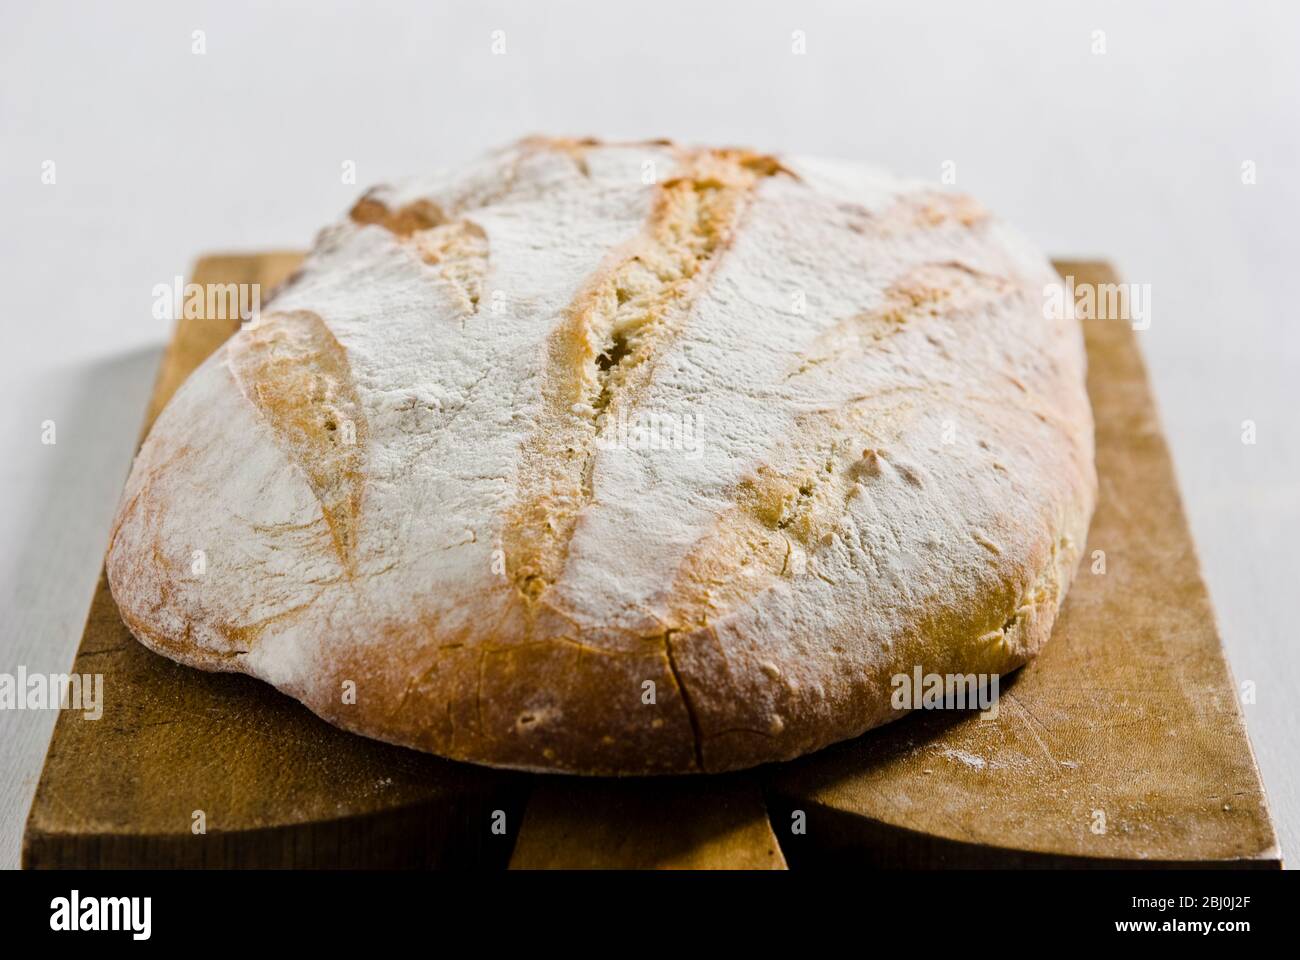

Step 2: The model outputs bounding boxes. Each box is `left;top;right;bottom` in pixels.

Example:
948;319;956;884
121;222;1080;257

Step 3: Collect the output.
107;138;1095;774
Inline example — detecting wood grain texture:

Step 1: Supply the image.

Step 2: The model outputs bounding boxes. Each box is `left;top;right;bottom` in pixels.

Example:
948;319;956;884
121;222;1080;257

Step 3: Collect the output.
23;256;1278;869
510;776;786;869
766;262;1281;869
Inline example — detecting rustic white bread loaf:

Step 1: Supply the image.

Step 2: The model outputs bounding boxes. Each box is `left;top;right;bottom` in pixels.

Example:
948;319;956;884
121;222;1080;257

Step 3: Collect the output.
106;137;1095;774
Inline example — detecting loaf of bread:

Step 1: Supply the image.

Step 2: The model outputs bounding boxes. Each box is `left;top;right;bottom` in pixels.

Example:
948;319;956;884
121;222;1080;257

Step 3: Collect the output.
107;137;1095;774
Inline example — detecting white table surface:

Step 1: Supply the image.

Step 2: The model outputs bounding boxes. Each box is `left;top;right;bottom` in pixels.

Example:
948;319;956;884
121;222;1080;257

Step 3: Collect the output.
1;0;1296;869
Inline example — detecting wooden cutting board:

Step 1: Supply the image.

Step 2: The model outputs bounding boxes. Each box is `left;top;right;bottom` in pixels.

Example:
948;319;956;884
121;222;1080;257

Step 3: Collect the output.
22;257;1279;869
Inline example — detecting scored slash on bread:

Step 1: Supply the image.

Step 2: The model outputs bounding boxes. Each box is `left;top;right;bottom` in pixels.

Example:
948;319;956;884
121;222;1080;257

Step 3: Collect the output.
227;310;368;572
106;137;1095;774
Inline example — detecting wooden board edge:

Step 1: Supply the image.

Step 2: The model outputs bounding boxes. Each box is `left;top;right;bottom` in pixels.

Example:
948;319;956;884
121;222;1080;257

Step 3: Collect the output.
509;774;786;870
762;794;1282;870
22;255;1279;871
1057;260;1281;863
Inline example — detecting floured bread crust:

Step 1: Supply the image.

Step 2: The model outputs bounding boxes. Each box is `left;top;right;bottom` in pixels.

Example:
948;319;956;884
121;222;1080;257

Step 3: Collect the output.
107;137;1095;774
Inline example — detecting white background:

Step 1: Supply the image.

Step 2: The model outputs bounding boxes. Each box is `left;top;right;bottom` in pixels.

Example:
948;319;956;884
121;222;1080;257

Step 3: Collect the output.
1;0;1296;869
